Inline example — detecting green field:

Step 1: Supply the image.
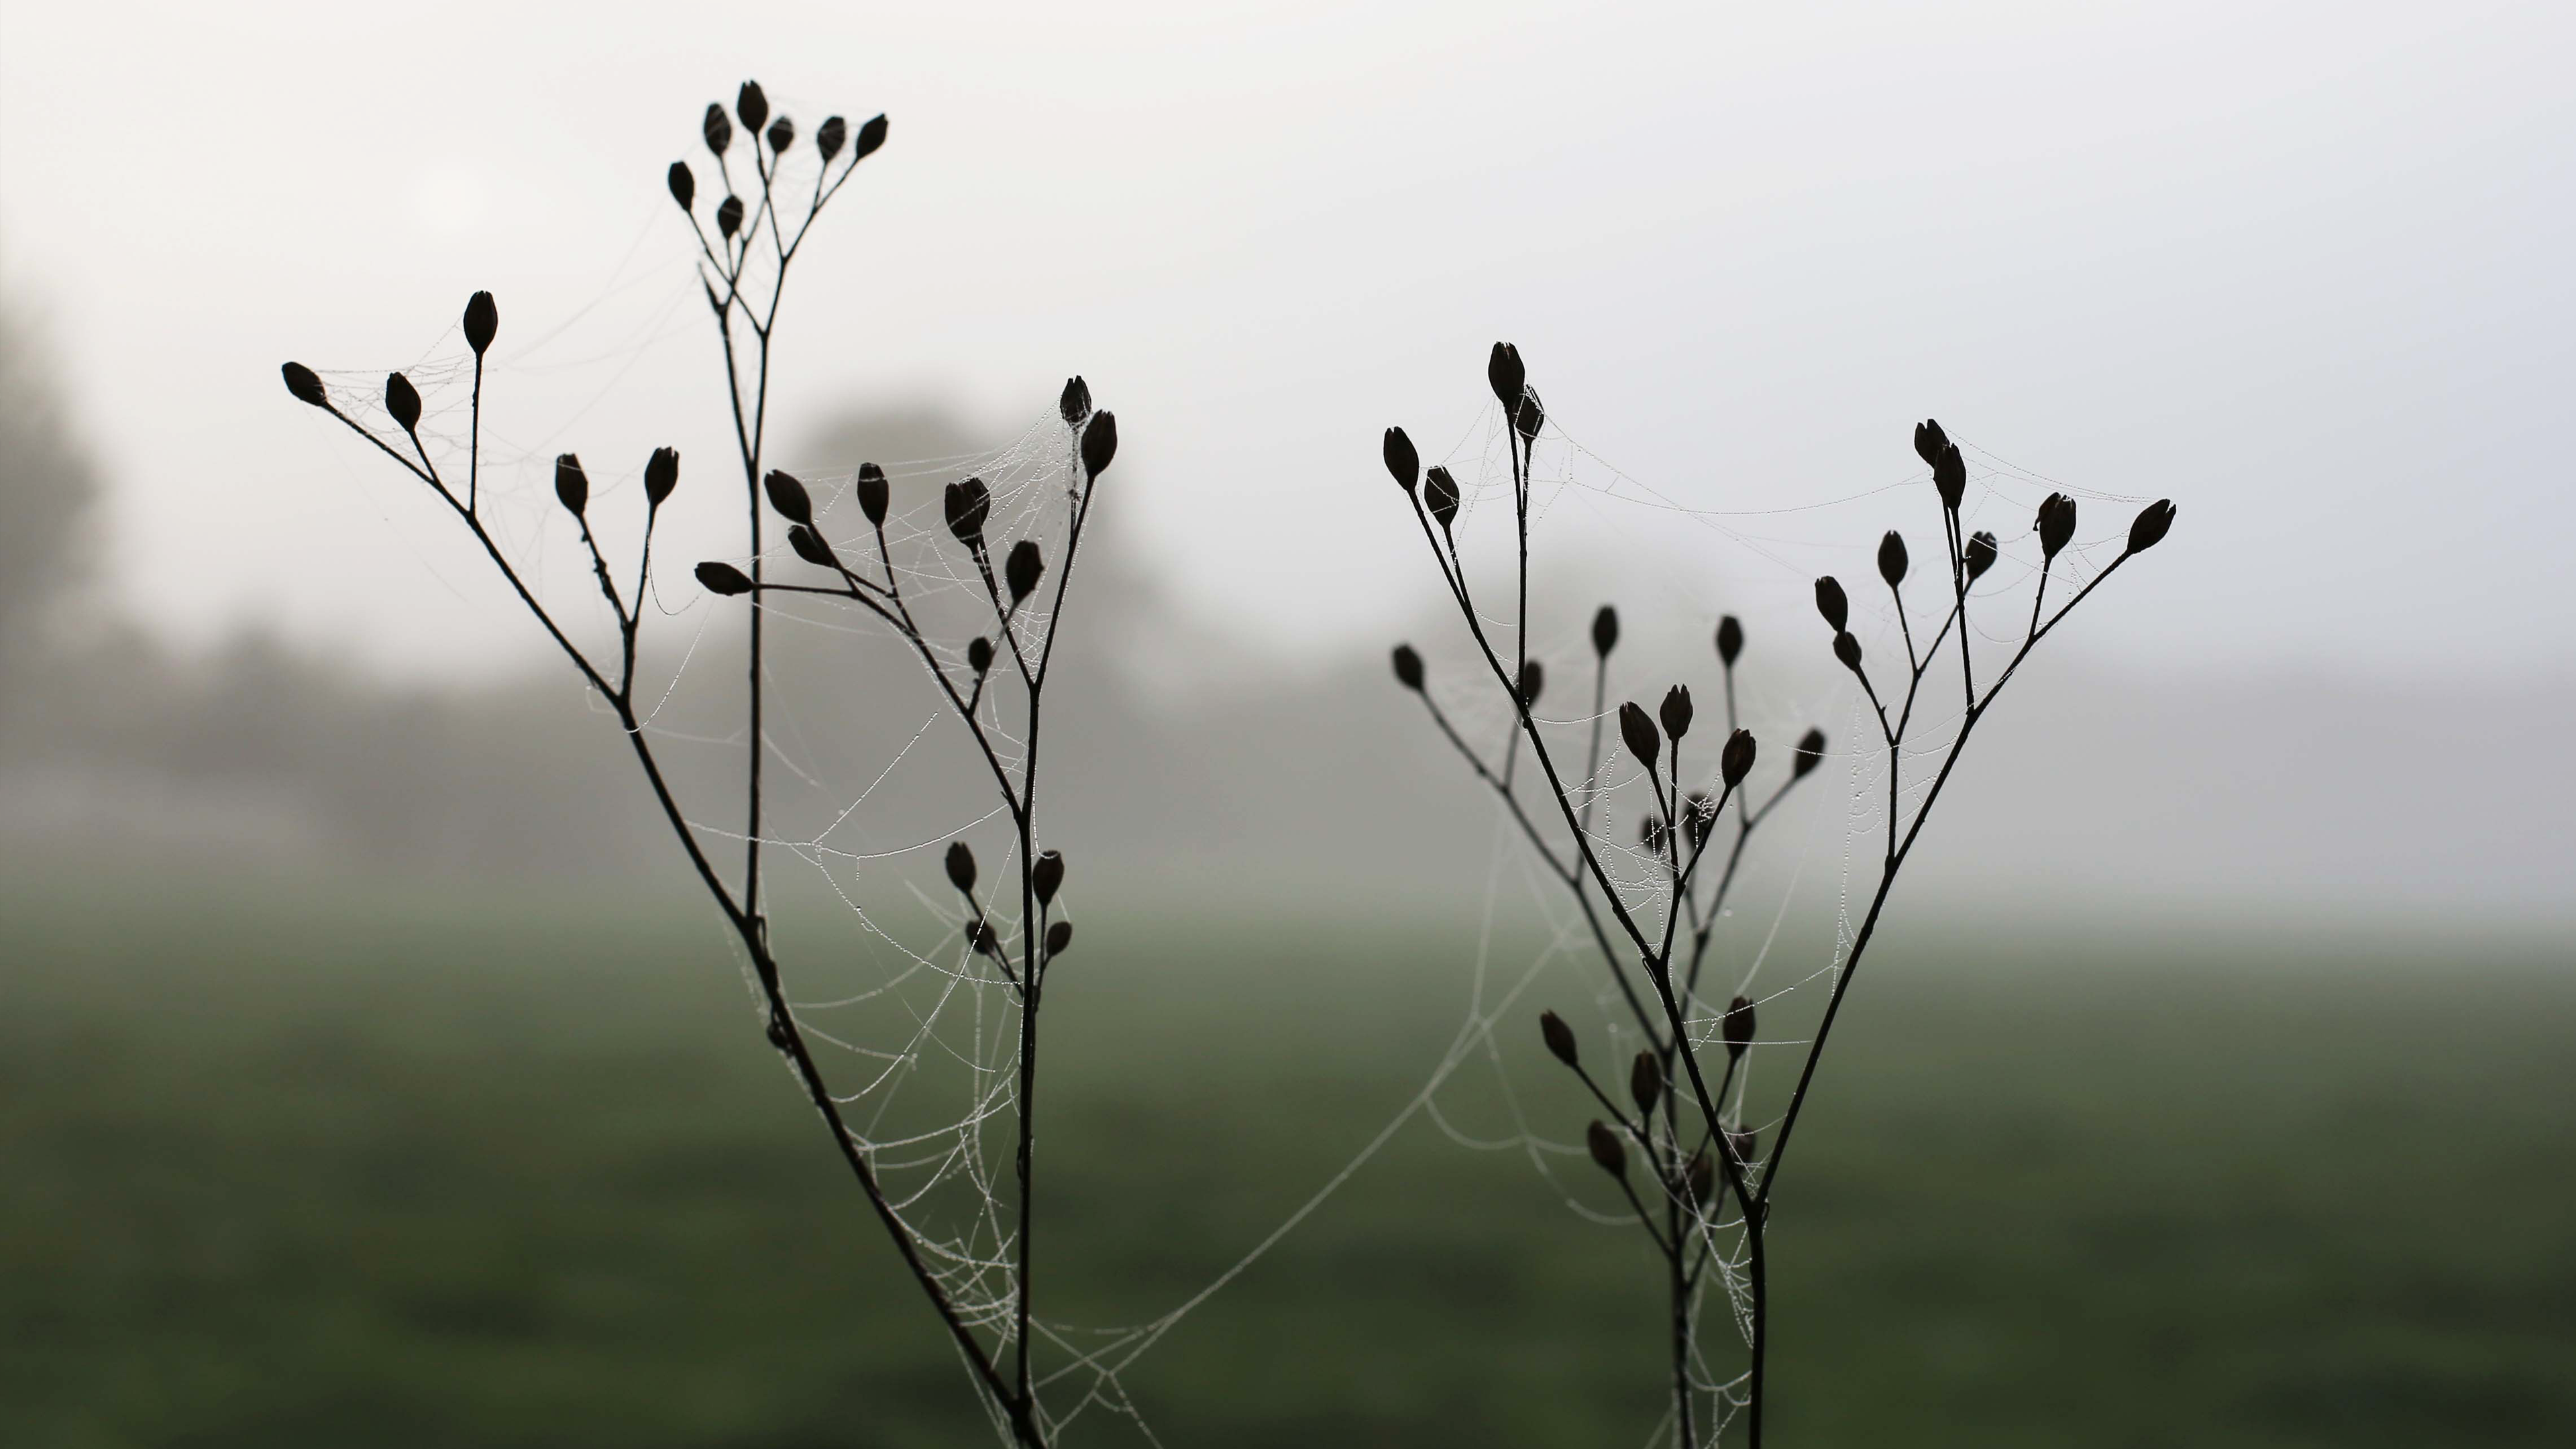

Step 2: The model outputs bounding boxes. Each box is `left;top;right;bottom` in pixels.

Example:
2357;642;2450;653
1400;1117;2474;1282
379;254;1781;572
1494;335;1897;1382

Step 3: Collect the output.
3;876;2570;1447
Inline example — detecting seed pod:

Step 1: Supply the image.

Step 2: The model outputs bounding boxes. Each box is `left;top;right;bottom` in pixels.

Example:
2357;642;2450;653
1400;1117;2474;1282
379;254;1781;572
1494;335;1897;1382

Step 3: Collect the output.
1878;530;1908;587
1814;576;1848;632
1913;418;1950;467
855;463;889;525
1715;614;1743;667
1006;539;1044;602
1059;375;1091;427
463;290;498;356
644;447;680;507
1487;341;1525;409
1587;1120;1627;1179
1383;426;1419;491
1833;630;1862;673
1722;995;1755;1060
716;195;744;239
1964;530;1999;581
1081;411;1118;478
1682;792;1715;850
1659;684;1693;743
1618;701;1660;770
945;840;977;893
1686;1150;1715;1207
1540;1010;1580;1068
1423;466;1460;532
816;115;847;162
696;561;753;596
736;80;769;132
1933;443;1966;513
2127;499;2177;554
554;453;589;517
1721;727;1756;788
965;918;996;956
1592;604;1619;657
851;114;888;161
281;362;327;407
667;161;695;211
1513;387;1544;442
2037;492;2076;559
1033;849;1065;906
1044;919;1072;959
788;524;836;568
764;469;814;525
1629;1051;1662;1118
1518;659;1544;710
1641;816;1668;856
945;476;990;549
1725;1126;1759;1165
384;372;421;432
702;102;733;155
766;115;795;154
967;637;995;676
1792;727;1826;779
1391;643;1425;692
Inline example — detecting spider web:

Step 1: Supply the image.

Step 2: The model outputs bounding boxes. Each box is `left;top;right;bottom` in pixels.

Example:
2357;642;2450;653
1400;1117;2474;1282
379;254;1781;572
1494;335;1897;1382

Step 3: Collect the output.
304;208;2149;1441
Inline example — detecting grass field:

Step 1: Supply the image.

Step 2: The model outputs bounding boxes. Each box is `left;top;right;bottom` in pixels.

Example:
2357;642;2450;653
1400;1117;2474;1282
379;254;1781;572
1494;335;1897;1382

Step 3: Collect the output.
2;875;2570;1447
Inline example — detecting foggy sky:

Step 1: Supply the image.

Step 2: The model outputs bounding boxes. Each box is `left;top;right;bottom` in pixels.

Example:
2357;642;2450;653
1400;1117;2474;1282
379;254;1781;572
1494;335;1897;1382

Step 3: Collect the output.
3;1;2569;686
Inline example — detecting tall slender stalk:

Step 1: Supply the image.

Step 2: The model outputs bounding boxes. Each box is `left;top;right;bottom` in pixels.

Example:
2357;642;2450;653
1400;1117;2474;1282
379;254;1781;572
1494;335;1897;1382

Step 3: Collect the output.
282;81;1124;1449
1386;356;2175;1444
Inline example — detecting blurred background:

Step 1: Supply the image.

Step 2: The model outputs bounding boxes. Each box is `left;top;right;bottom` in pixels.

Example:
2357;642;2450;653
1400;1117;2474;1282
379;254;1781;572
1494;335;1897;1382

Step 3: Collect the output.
1;2;2569;1446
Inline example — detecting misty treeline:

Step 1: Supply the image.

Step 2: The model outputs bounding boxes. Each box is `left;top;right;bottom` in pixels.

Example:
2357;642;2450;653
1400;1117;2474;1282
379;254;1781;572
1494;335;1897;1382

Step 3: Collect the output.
0;284;2563;921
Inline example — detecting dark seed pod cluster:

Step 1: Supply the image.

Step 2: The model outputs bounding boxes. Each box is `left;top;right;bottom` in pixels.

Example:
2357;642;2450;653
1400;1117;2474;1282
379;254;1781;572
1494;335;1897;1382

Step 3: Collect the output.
1060;376;1092;427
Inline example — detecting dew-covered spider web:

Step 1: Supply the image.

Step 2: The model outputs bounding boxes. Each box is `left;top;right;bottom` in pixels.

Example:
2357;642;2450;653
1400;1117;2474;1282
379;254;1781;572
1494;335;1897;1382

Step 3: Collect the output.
301;184;2151;1443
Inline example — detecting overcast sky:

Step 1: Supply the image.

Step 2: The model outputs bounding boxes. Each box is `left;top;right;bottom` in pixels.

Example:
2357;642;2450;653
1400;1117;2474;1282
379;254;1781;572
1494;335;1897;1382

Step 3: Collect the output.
1;1;2567;685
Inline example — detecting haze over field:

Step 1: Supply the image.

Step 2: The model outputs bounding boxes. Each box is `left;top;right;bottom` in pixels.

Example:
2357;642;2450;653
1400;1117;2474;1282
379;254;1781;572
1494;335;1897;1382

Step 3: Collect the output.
0;1;2569;926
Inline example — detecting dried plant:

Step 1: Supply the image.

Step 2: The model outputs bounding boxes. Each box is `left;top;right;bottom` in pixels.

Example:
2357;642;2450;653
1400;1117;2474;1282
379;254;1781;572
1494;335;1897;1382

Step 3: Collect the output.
1385;345;2175;1446
281;81;1111;1448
